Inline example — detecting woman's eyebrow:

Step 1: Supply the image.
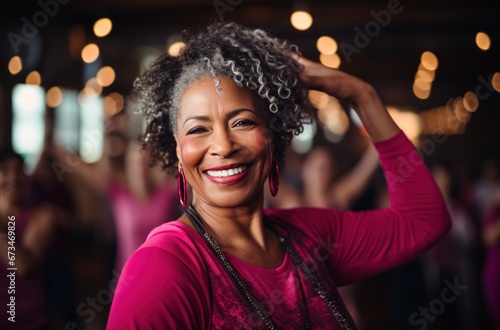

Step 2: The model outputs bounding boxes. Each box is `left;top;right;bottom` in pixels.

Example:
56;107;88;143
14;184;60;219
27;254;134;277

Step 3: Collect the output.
183;115;210;128
183;109;259;127
226;108;259;119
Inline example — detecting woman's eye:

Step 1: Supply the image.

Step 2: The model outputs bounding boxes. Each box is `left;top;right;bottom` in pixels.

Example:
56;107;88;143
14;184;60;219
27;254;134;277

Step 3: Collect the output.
232;119;257;128
186;126;208;135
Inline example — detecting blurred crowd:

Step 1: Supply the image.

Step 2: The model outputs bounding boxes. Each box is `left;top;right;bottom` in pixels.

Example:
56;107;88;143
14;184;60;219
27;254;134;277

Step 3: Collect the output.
1;108;499;330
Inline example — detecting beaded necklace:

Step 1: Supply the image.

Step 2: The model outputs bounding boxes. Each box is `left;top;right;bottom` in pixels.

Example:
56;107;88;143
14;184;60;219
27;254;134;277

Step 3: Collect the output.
184;205;355;329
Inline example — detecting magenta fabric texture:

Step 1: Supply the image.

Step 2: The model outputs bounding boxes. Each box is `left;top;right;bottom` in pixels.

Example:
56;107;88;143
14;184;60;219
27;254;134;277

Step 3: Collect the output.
107;130;451;329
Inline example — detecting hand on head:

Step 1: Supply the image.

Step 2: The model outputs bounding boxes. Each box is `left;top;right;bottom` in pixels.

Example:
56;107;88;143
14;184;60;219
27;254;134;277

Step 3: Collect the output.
297;56;373;109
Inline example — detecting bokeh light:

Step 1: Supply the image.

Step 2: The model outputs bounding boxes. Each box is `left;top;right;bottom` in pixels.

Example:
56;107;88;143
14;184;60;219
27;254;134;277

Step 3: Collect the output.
85;77;103;95
94;18;113;37
290;11;313;31
168;41;186;56
413;83;431;100
96;66;116;87
8;56;23;75
316;36;338;55
25;71;42;85
421;51;439;71
476;32;491;51
46;86;63;108
81;43;100;63
462;91;479;112
492;72;500;93
103;92;124;117
319;53;341;68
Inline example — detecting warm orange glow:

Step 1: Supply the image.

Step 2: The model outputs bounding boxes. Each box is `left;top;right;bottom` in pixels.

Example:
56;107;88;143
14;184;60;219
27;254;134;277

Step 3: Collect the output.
452;97;470;123
168;41;186;56
388;107;422;141
96;66;116;87
319;53;341;68
46;87;63;108
290;11;313;31
414;77;432;91
413;83;431;99
25;71;41;85
421;51;438;71
103;92;124;117
492;72;500;93
81;43;100;63
308;90;329;109
86;77;103;95
8;56;22;75
463;91;479;112
316;36;338;55
94;18;113;37
416;64;436;82
476;32;491;51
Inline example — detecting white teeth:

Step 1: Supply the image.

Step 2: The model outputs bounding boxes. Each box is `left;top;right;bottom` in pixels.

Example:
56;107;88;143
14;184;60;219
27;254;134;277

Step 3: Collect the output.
207;165;247;178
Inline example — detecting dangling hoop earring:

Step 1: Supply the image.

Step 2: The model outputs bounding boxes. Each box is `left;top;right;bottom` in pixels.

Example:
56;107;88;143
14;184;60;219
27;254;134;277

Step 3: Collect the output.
269;159;280;197
178;167;188;207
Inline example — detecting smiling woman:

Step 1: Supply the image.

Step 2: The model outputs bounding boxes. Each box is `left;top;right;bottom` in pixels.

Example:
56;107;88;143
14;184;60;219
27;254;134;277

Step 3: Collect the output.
176;77;273;208
106;22;452;330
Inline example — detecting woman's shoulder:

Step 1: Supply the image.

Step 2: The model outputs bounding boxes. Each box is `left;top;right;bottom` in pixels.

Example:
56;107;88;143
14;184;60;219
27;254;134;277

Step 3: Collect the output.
140;220;200;251
129;220;208;270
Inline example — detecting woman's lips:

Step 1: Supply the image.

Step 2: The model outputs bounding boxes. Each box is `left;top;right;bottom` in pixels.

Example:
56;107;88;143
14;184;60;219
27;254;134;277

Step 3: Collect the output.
204;163;251;184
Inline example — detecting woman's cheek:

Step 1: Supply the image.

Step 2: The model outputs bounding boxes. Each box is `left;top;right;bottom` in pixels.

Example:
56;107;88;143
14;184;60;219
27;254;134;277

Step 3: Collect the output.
179;138;206;165
247;128;273;154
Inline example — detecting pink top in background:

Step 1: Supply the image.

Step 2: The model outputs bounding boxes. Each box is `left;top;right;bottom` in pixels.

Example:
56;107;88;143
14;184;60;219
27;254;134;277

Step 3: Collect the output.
107;130;451;329
107;180;178;273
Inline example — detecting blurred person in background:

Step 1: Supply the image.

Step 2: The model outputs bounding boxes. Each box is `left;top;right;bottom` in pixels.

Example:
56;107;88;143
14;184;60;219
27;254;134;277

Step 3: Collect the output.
0;146;58;330
49;110;180;274
471;159;500;220
424;161;481;330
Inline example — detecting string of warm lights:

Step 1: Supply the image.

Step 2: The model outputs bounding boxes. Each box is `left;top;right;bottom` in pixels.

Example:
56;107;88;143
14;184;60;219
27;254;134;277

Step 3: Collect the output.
5;7;499;150
288;11;497;152
6;15;122;117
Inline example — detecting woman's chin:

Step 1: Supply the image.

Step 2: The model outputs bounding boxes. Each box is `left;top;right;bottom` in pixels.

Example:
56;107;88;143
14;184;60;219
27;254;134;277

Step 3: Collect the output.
196;190;262;209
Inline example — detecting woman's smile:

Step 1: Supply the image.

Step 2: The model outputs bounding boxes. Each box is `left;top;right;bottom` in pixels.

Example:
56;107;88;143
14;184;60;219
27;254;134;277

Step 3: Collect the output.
204;162;251;184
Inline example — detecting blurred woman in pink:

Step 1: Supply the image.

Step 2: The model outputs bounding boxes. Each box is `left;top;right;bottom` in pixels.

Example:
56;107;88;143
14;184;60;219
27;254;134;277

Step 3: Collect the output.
50;112;180;273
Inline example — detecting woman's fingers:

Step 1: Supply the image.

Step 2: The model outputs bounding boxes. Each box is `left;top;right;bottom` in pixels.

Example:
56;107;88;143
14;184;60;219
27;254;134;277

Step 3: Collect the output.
297;56;369;105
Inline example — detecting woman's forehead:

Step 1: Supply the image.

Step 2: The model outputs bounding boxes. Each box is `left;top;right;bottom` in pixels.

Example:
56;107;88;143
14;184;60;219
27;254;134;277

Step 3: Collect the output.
178;76;264;117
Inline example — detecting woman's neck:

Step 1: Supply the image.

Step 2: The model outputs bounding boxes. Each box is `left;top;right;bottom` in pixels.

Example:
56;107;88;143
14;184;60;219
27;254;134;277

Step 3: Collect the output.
191;195;269;250
185;193;284;269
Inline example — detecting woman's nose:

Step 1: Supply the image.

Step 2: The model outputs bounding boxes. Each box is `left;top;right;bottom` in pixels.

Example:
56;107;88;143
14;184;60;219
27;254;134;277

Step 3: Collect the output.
209;128;239;159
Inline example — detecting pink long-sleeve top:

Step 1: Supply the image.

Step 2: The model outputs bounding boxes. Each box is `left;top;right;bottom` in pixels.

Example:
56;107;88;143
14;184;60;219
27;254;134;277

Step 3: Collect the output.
106;130;452;329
